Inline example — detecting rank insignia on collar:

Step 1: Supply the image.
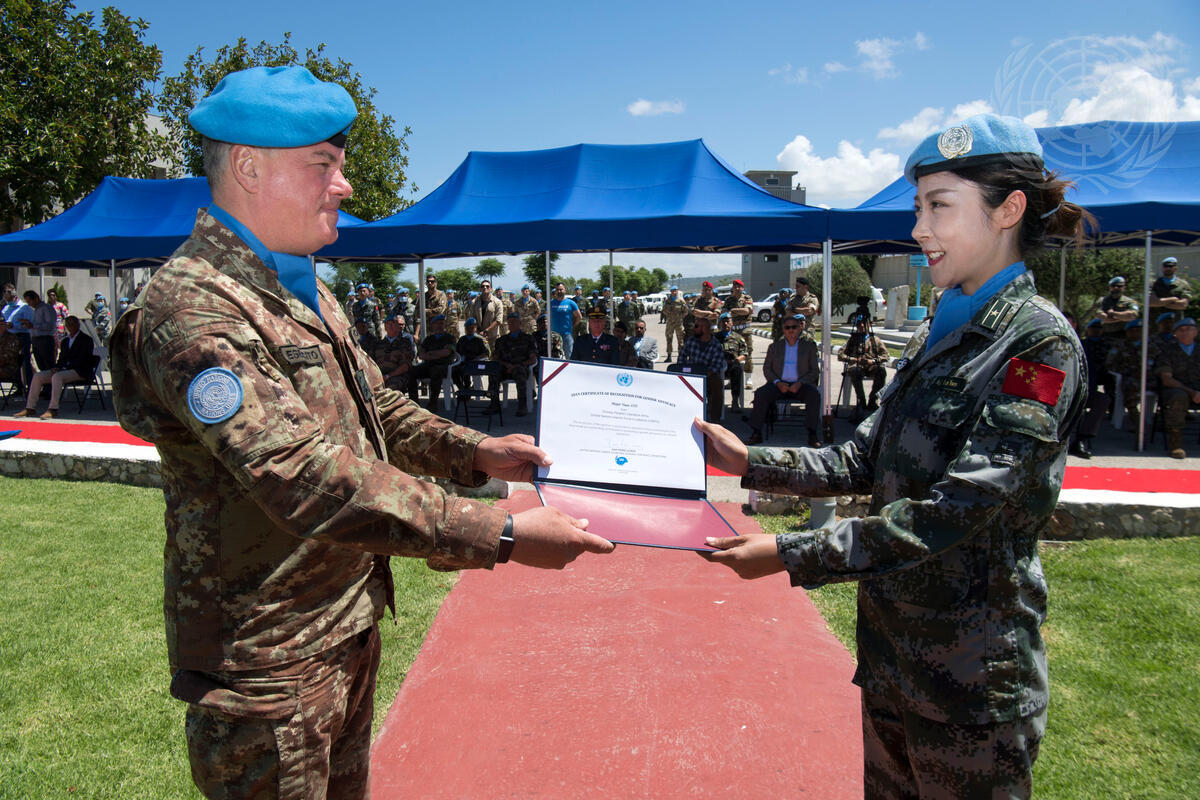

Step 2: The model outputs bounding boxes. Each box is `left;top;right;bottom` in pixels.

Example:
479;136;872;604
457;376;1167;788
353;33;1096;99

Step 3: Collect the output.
978;299;1015;331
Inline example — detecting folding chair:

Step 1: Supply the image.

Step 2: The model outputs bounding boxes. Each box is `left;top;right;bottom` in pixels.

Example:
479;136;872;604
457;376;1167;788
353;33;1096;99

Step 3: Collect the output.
0;366;22;409
65;354;106;412
453;360;503;430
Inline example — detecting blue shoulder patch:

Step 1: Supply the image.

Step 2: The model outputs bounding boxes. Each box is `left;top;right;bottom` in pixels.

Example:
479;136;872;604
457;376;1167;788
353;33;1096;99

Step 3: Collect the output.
187;367;244;424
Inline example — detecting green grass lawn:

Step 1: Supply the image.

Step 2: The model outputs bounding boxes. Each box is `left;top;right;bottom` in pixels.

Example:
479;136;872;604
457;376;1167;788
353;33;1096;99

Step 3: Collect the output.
756;510;1200;799
3;478;1197;798
0;477;455;799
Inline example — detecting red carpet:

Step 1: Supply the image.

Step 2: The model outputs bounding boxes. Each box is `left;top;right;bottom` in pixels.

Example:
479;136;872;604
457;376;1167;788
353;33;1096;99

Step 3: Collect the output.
1061;467;1200;492
0;420;151;447
369;490;862;799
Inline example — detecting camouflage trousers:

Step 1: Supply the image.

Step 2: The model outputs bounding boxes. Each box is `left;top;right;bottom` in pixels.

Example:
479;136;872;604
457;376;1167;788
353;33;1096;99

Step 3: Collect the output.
736;327;754;374
1161;387;1194;430
664;321;685;358
861;690;1045;800
175;626;381;800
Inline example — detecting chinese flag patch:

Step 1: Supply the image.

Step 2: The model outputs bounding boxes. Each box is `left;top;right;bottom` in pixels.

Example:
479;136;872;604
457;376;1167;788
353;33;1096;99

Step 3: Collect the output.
1001;357;1065;405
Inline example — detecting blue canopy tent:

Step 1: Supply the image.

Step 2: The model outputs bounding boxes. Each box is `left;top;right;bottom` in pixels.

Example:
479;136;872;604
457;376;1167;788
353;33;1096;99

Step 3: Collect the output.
829;120;1200;450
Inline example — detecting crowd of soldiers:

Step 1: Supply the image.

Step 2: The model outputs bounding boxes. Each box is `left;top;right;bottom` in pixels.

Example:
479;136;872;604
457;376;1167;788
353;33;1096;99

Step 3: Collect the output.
1073;257;1200;459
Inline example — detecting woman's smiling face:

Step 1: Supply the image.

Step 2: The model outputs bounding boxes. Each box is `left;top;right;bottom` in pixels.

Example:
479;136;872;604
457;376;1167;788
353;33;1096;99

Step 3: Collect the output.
912;171;1018;295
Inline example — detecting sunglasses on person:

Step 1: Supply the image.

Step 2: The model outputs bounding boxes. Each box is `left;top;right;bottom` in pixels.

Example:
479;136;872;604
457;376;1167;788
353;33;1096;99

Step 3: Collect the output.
783;324;801;330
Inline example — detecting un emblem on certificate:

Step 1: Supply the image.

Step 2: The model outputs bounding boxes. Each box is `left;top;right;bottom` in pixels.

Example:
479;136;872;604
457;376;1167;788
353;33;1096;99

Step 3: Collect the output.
615;456;629;466
616;372;633;387
187;367;244;424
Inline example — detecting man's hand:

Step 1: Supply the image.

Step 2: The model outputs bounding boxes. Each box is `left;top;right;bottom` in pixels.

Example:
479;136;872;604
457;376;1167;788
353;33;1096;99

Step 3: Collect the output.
474;433;550;482
701;533;786;579
693;417;749;476
509;506;614;569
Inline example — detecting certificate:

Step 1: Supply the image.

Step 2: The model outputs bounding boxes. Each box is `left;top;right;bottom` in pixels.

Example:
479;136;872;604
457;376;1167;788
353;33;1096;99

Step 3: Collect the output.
533;359;738;550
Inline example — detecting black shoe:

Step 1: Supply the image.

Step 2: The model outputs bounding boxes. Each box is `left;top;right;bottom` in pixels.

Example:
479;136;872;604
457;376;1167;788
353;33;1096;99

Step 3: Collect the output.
1069;439;1092;459
807;431;821;448
867;394;879;412
745;431;763;445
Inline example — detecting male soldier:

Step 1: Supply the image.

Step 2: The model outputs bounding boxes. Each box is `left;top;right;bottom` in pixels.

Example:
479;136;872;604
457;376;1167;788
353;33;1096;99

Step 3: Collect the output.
1156;311;1178;347
616;290;638;330
715;312;749;408
1150;256;1191;316
443;288;461;338
1105;318;1159;429
679;313;727;422
570;285;587;314
533;313;564;360
373;315;416;391
632;290;645;320
452;316;490;391
423;274;448;335
838;312;890;415
516;284;540;333
691;281;720;328
1070;319;1113;459
343;290;357;322
681;293;697;338
722;278;755;388
612;321;639;367
352;282;380;337
1096;276;1139;341
785;276;820;323
572;308;620;364
409;313;456;411
493;311;538;416
469;279;505;350
354;318;379;352
108;66;610;799
771;288;792;340
497;286;515;322
1157;316;1200;458
393;287;413;333
661;285;687;362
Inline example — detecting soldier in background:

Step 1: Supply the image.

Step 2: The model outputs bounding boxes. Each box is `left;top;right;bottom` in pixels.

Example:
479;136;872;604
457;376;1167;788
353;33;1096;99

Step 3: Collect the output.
469;280;505;350
1150;256;1191;316
784;276;819;323
1156;316;1200;458
722;278;755;389
691;281;720;329
423;274;448;336
838;312;890;415
493;311;538;416
408;313;456;411
1105;318;1160;430
452;316;491;391
516;284;540;333
373;315;416;391
352;282;380;337
771;288;792;340
661;285;687;362
1095;276;1139;341
533;312;564;360
443;288;462;338
715;312;748;408
108;65;611;799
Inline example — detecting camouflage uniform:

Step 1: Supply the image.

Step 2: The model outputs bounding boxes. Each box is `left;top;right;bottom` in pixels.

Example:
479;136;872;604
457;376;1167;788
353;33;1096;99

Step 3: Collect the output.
408;331;456;410
493;329;538;408
1152;274;1191;313
742;272;1083;795
1096;292;1139;339
771;295;790;340
1155;339;1200;434
785;289;819;323
838;331;890;407
516;295;541;333
468;294;505;350
1104;335;1161;418
351;296;381;338
452;332;490;390
716;328;749;406
661;294;688;359
443;297;462;338
616;298;640;329
722;291;755;376
110;212;507;792
614;336;638;367
423;288;447;333
372;332;416;391
533;329;564;360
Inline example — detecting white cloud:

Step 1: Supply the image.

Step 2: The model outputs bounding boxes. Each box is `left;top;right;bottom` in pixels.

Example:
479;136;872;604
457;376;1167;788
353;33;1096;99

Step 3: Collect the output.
1185;76;1200;95
877;101;994;146
914;31;930;51
1055;63;1200;123
950;100;993;120
627;98;685;117
776;135;901;207
853;32;930;79
823;61;848;74
769;63;809;85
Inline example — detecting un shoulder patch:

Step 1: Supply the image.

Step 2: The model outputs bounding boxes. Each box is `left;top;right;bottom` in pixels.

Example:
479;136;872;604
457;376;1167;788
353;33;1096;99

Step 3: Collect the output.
187;367;244;424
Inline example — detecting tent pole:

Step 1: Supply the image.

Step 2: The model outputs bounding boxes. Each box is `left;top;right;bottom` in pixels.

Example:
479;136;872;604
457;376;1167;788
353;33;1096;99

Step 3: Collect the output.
1137;231;1151;452
545;250;552;358
821;239;833;438
417;258;426;340
110;258;118;333
1058;247;1066;309
608;252;614;328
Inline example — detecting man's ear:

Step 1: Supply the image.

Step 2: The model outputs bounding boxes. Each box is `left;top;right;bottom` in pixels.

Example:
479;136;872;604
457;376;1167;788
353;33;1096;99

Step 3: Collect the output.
228;145;261;194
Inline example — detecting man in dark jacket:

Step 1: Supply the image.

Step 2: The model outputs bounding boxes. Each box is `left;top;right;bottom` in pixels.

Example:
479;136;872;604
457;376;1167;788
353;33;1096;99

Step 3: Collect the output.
570;308;621;364
14;315;94;419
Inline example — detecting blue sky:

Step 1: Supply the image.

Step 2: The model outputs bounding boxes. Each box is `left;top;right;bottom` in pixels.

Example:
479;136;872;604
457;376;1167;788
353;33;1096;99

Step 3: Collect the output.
76;0;1200;284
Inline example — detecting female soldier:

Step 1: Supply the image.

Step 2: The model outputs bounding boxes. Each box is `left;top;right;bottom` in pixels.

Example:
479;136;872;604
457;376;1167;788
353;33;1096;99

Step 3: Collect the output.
696;114;1093;798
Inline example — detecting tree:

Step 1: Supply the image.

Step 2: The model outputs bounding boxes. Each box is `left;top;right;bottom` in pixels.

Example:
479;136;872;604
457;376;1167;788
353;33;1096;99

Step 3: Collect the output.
473;257;506;283
325;261;404;302
1026;247;1146;321
805;256;872;311
427;267;476;295
157;33;414;222
521;252;560;290
0;1;169;231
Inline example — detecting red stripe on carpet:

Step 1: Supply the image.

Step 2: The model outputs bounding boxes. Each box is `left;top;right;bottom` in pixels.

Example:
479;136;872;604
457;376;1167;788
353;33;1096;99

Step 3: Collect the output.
1;420;152;447
705;464;734;477
1061;466;1200;493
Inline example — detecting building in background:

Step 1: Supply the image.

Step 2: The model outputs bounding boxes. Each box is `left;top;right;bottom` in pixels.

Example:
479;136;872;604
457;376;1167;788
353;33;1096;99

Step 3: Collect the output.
741;170;805;300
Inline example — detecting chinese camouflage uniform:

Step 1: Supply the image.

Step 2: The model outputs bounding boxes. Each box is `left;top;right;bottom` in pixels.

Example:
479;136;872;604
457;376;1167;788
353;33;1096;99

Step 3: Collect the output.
493;329;538;408
662;295;687;359
109;211;507;796
1104;335;1161;419
1156;339;1200;434
838;331;890;407
722;291;756;376
372;333;416;391
516;295;540;333
742;272;1084;798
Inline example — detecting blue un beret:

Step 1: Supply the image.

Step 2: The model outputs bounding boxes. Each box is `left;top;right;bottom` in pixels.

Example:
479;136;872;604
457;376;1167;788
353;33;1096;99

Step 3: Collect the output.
1086;318;1102;328
1175;317;1197;330
465;316;478;325
1157;312;1177;324
189;66;356;148
1125;319;1143;330
431;314;445;322
905;114;1043;184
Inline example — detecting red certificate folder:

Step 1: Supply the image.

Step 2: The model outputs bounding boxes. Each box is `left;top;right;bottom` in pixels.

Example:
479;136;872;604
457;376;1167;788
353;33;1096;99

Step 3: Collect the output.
532;359;739;551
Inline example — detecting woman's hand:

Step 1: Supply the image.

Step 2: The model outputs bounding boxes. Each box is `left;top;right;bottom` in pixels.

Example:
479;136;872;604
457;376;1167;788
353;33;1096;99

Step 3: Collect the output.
702;534;786;579
693;417;749;476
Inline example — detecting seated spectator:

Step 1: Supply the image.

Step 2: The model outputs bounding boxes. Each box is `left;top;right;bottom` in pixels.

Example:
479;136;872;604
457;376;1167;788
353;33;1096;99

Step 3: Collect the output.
679;316;726;422
452;317;490;391
838;312;889;416
1070;319;1113;458
1105;318;1159;429
408;314;456;411
745;314;821;447
372;315;415;391
13;316;93;419
493;311;538;416
612;321;639;367
1156;317;1200;459
355;319;379;352
0;317;25;391
630;319;659;369
1157;311;1178;346
714;312;748;406
532;313;564;360
571;308;621;364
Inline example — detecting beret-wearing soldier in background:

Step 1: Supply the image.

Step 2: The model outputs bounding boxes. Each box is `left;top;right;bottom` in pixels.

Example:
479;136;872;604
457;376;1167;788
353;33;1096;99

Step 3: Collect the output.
695;114;1092;799
109;65;612;799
